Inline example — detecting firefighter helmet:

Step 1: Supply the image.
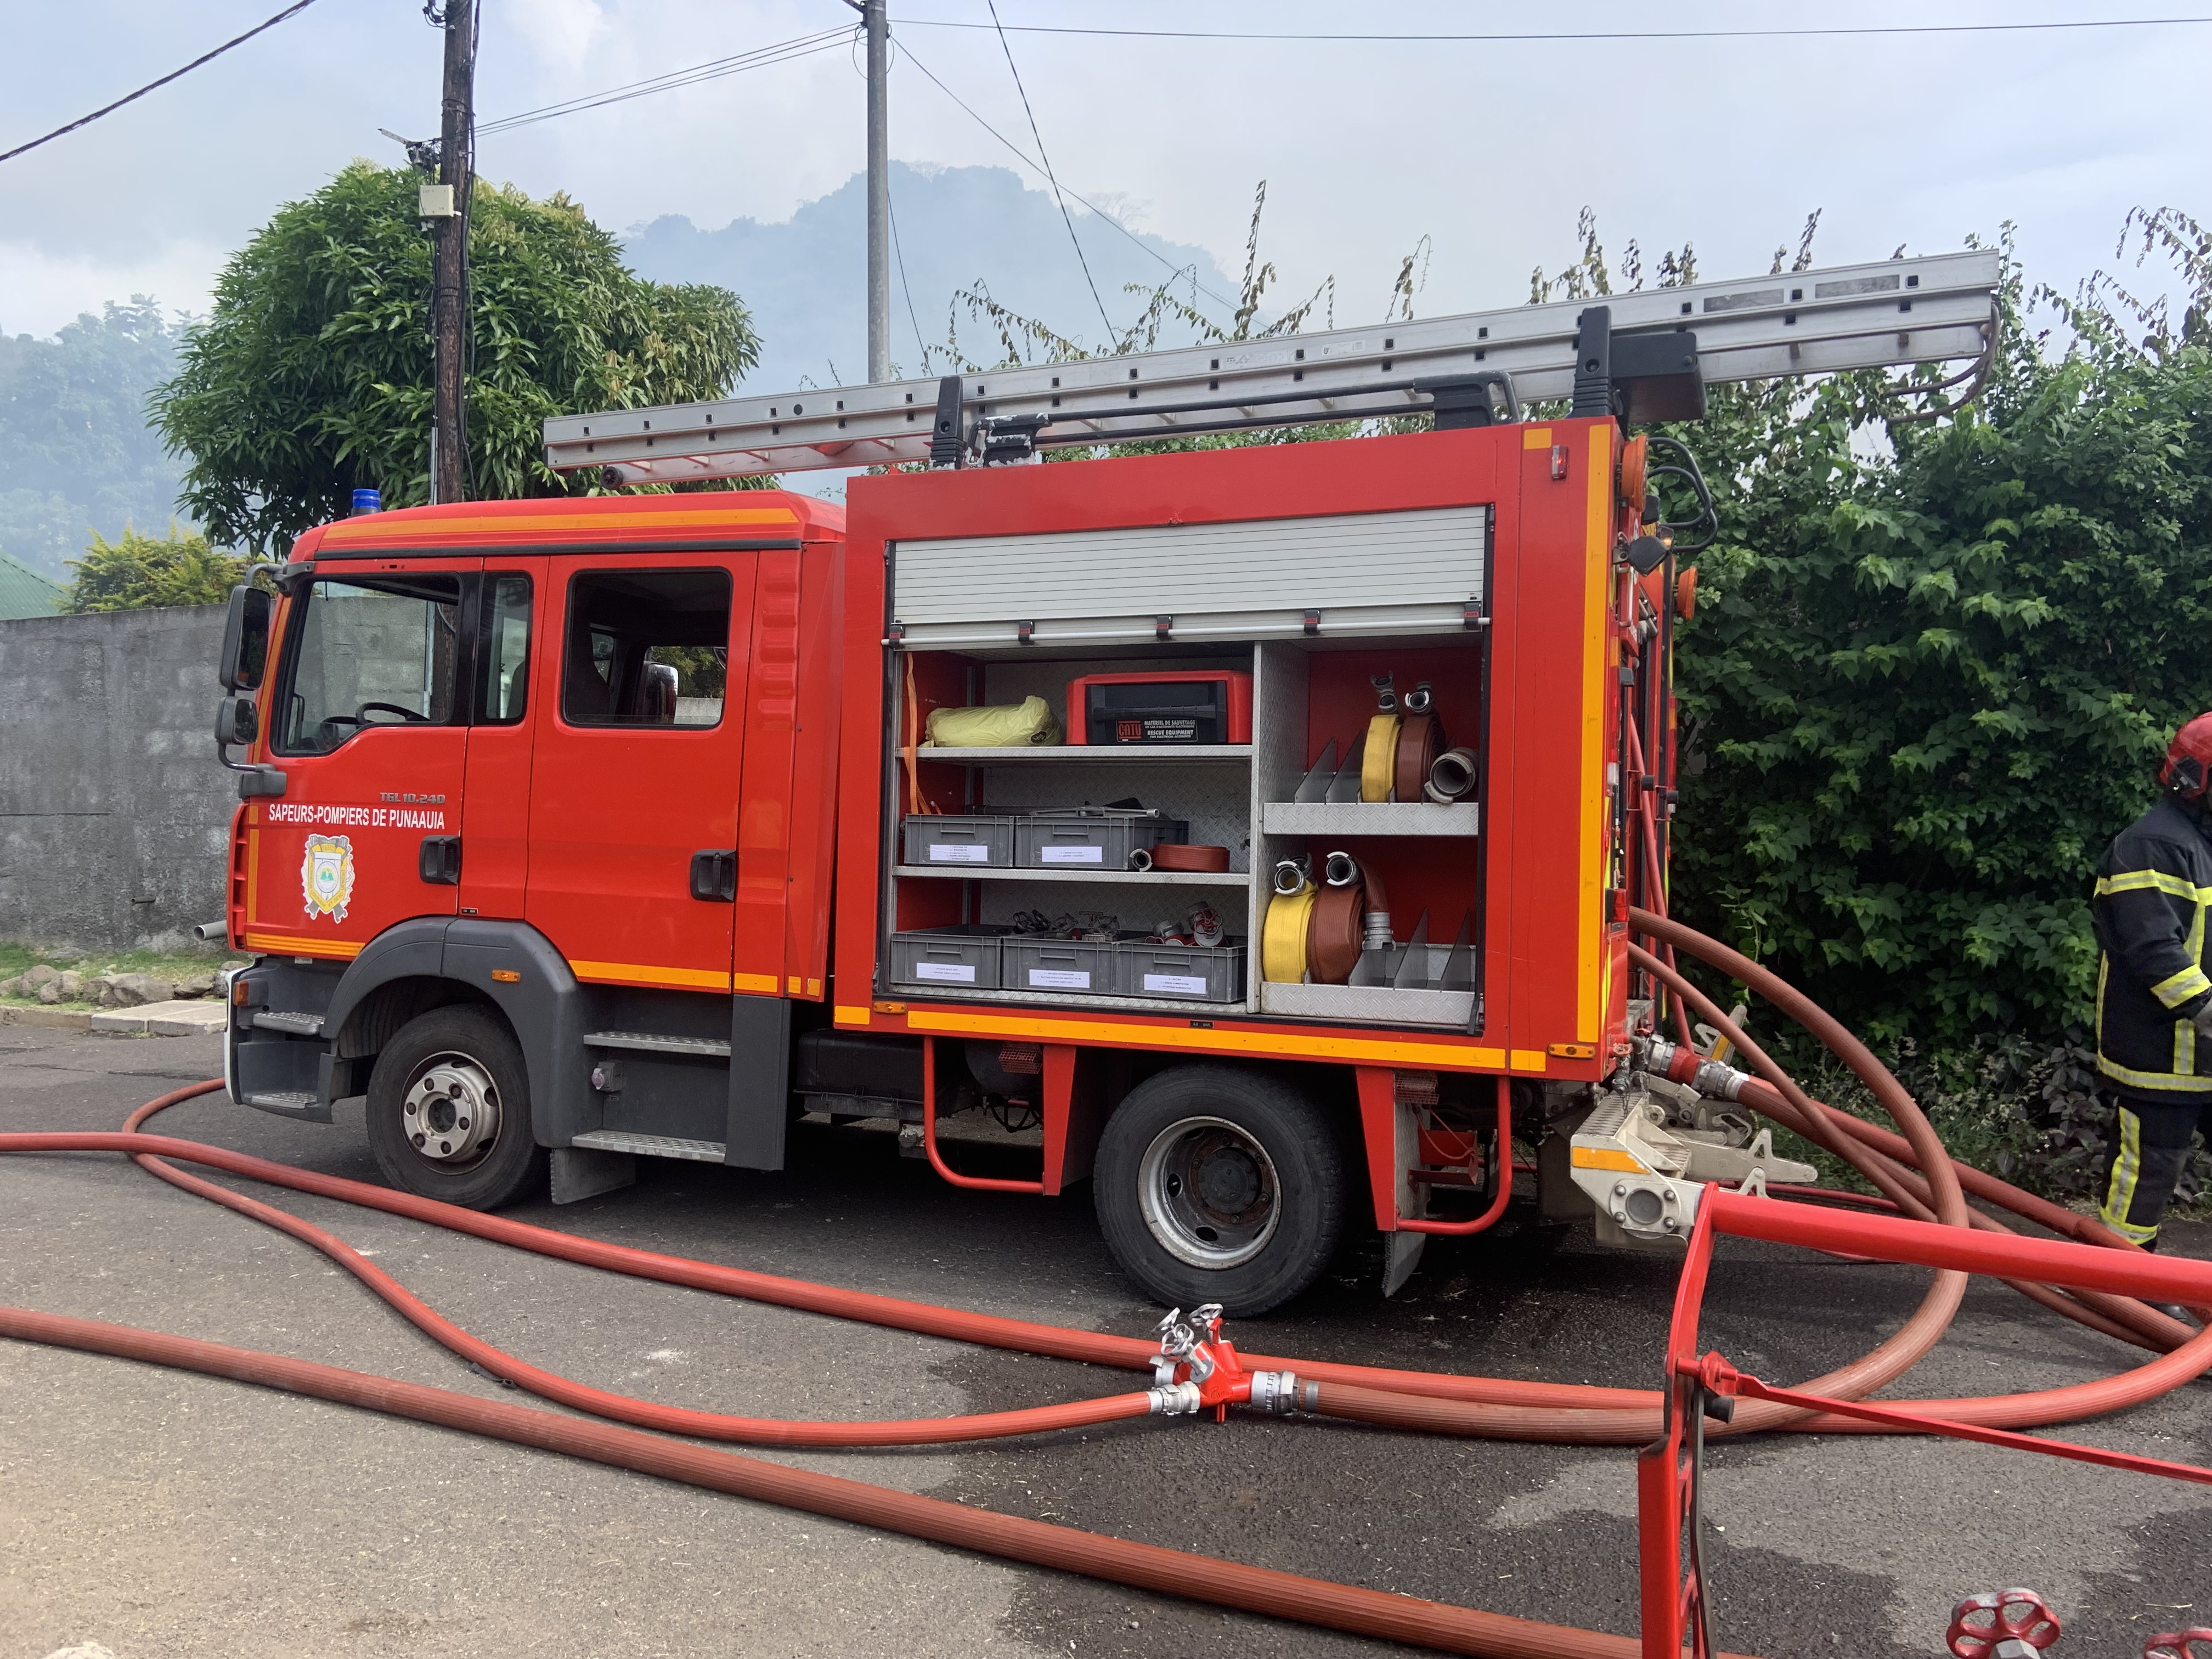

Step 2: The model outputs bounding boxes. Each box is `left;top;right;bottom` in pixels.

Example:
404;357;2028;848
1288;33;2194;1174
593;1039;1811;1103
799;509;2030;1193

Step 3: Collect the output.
2159;713;2212;799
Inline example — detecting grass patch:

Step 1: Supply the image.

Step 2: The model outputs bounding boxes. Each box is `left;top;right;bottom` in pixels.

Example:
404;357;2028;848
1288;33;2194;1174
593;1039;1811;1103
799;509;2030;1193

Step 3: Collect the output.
0;939;245;1006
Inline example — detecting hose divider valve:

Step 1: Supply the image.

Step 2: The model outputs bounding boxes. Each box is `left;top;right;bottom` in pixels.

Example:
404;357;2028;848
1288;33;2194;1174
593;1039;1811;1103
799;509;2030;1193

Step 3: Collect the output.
1146;1302;1263;1420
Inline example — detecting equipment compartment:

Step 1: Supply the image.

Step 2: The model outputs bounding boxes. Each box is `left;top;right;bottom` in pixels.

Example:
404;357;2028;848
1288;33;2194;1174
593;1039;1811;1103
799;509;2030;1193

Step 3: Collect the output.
882;630;1487;1029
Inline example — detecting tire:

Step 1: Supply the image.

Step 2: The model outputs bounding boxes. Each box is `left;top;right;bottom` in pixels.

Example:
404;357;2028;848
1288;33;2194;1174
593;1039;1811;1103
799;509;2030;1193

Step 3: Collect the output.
365;1005;548;1210
1092;1064;1346;1316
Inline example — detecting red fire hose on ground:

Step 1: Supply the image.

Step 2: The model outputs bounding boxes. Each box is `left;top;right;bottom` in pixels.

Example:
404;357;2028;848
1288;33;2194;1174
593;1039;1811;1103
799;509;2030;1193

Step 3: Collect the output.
2;915;2208;1657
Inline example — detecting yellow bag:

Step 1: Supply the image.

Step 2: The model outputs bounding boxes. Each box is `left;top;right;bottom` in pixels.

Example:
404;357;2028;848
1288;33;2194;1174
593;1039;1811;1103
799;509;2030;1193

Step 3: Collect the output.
923;696;1064;748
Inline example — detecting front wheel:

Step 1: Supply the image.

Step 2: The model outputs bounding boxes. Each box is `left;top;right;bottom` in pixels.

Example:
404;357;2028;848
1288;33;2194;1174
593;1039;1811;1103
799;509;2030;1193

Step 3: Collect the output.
365;1005;546;1209
1093;1064;1345;1316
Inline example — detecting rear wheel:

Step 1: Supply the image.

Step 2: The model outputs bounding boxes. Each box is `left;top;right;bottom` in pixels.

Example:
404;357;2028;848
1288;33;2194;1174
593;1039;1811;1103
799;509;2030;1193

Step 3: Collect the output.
366;1005;546;1209
1093;1064;1345;1315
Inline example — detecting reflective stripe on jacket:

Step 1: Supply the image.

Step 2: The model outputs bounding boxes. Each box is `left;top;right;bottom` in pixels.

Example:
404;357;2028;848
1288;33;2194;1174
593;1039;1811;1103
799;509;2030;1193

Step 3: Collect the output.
2092;796;2212;1101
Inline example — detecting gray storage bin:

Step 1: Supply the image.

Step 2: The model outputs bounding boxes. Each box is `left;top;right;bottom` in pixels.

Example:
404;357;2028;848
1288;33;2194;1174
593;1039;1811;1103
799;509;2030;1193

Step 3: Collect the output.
900;814;1016;868
1015;811;1187;871
889;924;1013;991
1005;936;1122;996
1118;939;1246;1003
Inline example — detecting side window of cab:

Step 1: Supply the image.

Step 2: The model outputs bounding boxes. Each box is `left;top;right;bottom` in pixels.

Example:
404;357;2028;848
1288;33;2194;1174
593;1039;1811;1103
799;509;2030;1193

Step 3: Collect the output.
560;569;732;728
273;574;463;756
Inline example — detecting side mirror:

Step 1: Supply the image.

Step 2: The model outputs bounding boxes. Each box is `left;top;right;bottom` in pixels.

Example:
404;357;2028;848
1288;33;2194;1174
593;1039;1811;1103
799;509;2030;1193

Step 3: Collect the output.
218;584;272;692
216;696;259;748
643;661;679;724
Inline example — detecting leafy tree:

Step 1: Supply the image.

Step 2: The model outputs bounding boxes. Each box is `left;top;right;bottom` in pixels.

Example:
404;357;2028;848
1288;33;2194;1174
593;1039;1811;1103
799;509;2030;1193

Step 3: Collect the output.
1666;215;2212;1048
151;162;762;554
0;299;188;579
64;523;257;612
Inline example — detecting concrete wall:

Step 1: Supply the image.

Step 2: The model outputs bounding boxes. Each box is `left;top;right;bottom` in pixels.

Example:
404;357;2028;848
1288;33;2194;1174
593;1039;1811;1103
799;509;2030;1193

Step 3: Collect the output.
0;605;233;951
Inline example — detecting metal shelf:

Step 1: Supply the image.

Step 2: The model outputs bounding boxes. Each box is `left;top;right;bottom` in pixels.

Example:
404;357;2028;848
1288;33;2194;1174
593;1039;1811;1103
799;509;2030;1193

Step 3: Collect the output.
889;984;1246;1016
894;864;1251;887
916;745;1251;763
1262;802;1480;836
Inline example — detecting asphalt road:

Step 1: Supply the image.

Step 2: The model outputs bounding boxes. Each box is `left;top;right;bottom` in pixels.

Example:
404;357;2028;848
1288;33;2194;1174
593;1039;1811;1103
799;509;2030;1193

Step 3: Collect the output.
1;1024;2206;1659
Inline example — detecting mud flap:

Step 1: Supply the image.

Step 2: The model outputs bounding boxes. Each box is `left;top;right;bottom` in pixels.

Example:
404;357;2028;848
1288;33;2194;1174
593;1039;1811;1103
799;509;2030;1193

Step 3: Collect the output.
724;993;792;1170
1383;1096;1428;1296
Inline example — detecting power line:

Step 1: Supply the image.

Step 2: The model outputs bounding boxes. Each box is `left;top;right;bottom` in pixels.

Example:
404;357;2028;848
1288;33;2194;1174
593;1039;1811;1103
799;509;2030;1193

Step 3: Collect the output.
478;26;855;136
890;14;2212;44
1;0;324;164
886;183;930;370
897;42;1237;312
984;1;1116;343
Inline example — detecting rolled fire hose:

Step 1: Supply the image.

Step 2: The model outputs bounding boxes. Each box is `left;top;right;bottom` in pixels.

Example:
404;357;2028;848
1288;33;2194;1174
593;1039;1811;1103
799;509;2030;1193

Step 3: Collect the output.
1395;712;1445;803
1261;866;1317;983
1307;852;1393;985
1149;843;1232;873
1359;711;1401;802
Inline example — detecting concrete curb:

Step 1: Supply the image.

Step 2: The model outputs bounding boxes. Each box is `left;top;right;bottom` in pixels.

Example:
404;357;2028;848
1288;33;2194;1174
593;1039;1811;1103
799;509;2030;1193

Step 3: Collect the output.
88;1000;229;1037
0;1005;94;1031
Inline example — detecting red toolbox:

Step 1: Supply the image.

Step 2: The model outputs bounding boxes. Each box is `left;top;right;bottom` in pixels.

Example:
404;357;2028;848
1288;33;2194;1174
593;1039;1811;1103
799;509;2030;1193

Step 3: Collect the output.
1066;669;1254;746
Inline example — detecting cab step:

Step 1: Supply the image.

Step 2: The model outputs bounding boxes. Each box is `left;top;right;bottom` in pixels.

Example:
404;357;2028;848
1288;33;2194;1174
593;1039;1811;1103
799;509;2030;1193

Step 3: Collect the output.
243;1091;321;1114
582;1030;732;1058
570;1130;726;1163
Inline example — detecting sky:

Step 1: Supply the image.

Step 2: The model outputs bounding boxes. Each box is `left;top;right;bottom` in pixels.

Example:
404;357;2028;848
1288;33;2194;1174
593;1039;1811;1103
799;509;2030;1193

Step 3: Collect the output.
2;1;2207;370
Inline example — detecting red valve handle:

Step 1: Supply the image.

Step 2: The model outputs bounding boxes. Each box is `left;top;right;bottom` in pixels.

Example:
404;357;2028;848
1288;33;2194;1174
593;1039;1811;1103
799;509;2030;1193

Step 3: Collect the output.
2145;1631;2212;1659
1948;1589;2062;1658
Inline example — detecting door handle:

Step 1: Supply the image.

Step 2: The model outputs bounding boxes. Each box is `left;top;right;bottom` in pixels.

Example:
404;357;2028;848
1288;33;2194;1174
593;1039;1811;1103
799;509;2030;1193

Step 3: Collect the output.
690;849;737;902
419;836;462;885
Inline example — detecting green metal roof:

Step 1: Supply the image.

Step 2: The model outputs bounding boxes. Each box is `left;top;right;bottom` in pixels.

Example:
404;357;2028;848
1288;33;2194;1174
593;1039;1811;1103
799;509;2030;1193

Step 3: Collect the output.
0;551;66;620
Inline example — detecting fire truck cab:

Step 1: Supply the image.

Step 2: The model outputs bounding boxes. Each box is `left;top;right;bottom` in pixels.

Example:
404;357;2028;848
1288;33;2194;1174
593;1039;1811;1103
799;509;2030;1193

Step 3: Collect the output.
213;417;1650;1314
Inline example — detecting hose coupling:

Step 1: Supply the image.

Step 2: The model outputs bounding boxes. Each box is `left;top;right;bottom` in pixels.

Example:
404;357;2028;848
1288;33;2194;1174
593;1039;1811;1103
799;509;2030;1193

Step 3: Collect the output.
1644;1037;1749;1103
1244;1370;1313;1416
1148;1381;1203;1415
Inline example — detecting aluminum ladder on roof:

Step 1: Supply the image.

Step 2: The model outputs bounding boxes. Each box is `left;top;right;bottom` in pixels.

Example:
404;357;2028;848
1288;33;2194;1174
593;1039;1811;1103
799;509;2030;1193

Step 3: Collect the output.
541;249;2001;485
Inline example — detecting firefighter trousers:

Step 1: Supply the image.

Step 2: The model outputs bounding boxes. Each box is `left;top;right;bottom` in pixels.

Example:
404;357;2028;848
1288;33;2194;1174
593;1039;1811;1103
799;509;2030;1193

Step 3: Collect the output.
2098;1090;2211;1246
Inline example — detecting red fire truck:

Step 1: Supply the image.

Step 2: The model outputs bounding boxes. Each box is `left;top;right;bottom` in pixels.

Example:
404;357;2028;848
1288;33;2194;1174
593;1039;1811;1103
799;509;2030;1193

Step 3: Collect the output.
209;256;2000;1312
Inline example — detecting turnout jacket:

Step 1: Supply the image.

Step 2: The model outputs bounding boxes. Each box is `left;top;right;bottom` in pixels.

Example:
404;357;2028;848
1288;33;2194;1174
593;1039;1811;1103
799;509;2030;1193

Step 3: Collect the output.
2092;796;2212;1101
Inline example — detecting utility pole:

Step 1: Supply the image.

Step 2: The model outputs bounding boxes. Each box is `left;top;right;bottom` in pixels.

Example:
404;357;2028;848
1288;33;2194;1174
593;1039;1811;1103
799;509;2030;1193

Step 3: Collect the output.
863;0;890;382
431;0;477;503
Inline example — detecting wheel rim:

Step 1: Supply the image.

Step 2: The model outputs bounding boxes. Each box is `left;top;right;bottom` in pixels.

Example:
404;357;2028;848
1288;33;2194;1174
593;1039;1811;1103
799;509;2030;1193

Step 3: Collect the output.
1136;1114;1281;1269
400;1051;502;1171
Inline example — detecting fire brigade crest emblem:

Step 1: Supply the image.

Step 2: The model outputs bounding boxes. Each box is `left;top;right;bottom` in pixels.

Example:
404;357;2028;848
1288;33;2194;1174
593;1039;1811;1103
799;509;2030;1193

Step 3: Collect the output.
301;835;357;922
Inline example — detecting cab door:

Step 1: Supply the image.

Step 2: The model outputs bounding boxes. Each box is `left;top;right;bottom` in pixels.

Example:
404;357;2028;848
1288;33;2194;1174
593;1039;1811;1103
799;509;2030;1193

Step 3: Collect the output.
523;557;753;991
244;558;476;959
457;562;544;921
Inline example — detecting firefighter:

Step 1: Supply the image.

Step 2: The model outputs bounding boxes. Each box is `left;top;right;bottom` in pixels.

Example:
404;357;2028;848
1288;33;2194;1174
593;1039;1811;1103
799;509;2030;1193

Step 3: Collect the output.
2091;713;2212;1282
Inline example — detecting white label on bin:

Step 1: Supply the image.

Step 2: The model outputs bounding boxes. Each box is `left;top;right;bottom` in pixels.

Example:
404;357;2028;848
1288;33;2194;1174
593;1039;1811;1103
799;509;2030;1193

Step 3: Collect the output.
1028;967;1091;989
928;843;989;862
1143;973;1208;995
913;962;977;983
1041;845;1104;864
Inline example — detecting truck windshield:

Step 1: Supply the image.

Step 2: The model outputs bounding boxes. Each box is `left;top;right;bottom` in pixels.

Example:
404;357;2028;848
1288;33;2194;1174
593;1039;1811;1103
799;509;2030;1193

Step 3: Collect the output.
275;574;462;755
